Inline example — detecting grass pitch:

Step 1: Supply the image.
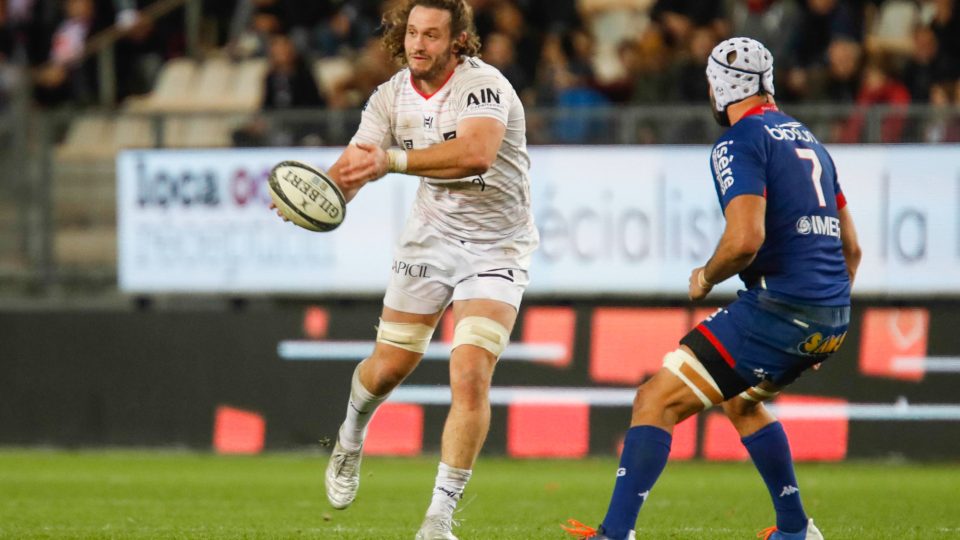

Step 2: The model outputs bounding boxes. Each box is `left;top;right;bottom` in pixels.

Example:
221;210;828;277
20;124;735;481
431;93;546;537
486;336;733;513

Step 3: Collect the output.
0;450;958;539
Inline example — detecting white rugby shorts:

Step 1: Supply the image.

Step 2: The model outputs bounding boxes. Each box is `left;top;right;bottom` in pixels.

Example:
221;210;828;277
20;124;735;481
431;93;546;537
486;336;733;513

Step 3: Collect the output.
383;212;536;314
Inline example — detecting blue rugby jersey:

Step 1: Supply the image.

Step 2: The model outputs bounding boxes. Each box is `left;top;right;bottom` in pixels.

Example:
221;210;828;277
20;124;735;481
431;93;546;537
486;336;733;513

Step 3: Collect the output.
709;104;850;306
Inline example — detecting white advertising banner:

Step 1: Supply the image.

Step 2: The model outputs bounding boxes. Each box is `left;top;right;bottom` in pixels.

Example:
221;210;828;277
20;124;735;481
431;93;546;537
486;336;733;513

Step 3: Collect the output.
117;146;960;296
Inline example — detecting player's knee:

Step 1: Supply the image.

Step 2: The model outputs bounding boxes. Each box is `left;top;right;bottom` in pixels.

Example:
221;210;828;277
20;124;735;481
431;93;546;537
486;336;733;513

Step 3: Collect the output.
722;397;761;419
451;316;510;359
449;364;492;409
362;357;414;391
376;318;435;354
632;383;658;413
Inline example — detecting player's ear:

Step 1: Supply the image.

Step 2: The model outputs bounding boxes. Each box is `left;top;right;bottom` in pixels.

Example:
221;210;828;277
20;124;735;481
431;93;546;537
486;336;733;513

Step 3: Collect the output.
454;31;467;53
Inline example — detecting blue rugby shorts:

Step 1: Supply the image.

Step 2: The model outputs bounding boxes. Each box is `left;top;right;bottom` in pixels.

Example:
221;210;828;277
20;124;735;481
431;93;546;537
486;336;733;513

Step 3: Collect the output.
679;288;850;400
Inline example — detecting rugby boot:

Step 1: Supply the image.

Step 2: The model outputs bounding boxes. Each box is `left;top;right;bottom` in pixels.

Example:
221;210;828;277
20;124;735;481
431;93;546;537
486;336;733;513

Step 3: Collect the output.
562;519;636;540
414;514;459;540
324;437;362;509
759;518;824;540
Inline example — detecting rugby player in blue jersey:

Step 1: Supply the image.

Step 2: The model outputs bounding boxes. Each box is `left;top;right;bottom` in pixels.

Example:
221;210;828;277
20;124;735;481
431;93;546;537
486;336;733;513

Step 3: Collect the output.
564;38;862;540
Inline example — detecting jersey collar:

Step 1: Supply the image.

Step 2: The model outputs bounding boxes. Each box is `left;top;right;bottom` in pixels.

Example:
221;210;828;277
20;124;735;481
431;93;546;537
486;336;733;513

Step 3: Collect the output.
409;64;458;101
741;103;779;119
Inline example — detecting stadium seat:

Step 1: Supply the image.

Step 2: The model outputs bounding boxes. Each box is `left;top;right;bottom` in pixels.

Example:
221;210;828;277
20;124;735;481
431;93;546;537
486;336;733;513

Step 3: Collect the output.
190;57;239;112
55;115;117;160
114;115;156;150
54;226;117;267
229;58;268;111
129;58;199;112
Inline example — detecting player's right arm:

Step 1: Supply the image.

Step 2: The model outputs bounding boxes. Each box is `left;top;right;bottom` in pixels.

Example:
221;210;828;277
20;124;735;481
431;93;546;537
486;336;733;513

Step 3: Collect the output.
838;205;862;286
326;146;373;203
689;135;768;300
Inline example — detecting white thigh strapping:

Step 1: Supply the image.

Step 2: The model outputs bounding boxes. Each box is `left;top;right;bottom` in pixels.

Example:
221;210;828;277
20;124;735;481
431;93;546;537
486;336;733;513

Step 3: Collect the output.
663;348;724;408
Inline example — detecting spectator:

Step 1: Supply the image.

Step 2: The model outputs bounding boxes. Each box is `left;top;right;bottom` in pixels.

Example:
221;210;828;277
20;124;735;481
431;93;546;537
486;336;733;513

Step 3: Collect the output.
672;25;713;103
112;2;164;101
0;1;19;113
489;1;542;88
229;0;284;59
482;31;530;96
903;25;946;102
32;0;105;107
787;0;863;69
0;1;13;61
577;0;655;82
234;33;324;146
839;56;911;142
627;26;674;105
929;0;960;80
534;29;610;141
923;80;960;142
817;37;864;103
312;2;376;58
651;0;728;46
729;0;801;63
525;0;582;35
262;33;323;110
863;0;919;58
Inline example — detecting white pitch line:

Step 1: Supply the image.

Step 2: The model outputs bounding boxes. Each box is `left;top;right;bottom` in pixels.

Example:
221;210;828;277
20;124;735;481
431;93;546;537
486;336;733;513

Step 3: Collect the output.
278;340;567;362
387;386;960;421
892;357;960;373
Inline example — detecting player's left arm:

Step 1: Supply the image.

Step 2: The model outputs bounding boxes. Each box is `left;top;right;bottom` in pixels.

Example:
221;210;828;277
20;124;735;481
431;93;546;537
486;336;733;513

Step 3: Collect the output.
339;73;512;187
338;118;505;186
689;194;766;300
838;205;862;286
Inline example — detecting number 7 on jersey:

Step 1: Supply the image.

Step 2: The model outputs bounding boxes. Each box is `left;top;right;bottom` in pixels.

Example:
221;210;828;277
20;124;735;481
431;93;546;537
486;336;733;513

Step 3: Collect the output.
795;148;825;208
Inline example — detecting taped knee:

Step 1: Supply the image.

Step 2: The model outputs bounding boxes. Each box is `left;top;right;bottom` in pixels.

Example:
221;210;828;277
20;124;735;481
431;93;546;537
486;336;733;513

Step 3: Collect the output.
662;348;724;409
452;316;510;358
376;318;435;354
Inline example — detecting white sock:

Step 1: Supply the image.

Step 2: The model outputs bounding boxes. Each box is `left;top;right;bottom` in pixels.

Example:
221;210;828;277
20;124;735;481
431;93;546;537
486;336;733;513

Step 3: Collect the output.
338;363;389;451
425;462;472;519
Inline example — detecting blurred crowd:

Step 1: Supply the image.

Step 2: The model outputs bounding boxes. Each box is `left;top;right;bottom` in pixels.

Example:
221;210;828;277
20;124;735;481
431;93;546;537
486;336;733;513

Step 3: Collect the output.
2;0;960;143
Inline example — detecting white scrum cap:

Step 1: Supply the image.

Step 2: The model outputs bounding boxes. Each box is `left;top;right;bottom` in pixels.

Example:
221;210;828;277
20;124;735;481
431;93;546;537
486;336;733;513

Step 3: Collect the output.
706;37;775;112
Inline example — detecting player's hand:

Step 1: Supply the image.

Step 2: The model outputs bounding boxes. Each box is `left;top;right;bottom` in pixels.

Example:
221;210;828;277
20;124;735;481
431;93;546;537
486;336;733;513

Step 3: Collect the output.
339;143;389;190
688;266;713;301
268;201;290;222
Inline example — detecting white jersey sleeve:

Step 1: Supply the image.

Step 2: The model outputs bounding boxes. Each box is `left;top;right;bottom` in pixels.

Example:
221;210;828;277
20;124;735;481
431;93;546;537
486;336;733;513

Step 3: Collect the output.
350;83;395;149
450;62;512;126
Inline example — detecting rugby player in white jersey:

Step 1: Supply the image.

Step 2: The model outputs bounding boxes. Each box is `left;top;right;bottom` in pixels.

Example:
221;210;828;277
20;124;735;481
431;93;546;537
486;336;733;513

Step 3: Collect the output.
270;1;537;538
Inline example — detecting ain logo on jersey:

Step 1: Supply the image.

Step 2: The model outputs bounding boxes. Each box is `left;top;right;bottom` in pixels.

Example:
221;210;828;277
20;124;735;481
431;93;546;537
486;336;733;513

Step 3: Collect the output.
466;88;502;108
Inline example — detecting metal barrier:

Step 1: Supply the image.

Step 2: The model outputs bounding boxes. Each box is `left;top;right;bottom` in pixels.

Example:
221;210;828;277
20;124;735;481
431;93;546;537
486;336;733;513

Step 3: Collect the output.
1;103;959;295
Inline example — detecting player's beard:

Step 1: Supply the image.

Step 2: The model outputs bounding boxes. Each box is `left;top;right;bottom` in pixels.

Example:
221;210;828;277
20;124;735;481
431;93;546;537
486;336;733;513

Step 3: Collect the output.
407;44;455;84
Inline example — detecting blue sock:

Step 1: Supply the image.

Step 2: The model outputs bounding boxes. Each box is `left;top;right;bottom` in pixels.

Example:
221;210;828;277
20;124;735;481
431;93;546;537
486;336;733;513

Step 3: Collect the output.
742;421;807;533
600;425;672;540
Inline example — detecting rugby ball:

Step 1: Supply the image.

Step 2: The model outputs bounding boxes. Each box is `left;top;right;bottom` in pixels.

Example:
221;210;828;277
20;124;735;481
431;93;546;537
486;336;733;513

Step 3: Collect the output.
267;160;346;232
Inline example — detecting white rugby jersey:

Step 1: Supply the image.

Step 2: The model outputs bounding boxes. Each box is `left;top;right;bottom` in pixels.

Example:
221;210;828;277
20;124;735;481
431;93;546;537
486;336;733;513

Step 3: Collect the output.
351;57;537;244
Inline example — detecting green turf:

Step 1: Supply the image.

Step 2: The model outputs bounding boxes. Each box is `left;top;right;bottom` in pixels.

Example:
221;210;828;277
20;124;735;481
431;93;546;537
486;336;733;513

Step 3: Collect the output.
0;450;958;539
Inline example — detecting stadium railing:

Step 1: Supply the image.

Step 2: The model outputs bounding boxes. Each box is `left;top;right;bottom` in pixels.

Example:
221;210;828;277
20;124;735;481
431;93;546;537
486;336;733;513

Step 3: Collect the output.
2;103;959;295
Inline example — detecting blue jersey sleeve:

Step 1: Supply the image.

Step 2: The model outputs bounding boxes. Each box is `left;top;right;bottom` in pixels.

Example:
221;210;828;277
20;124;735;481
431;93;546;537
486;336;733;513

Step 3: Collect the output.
710;131;767;211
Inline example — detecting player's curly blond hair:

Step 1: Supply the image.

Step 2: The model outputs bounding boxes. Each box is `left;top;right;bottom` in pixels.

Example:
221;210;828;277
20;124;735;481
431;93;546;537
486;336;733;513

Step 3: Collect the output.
381;0;481;66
